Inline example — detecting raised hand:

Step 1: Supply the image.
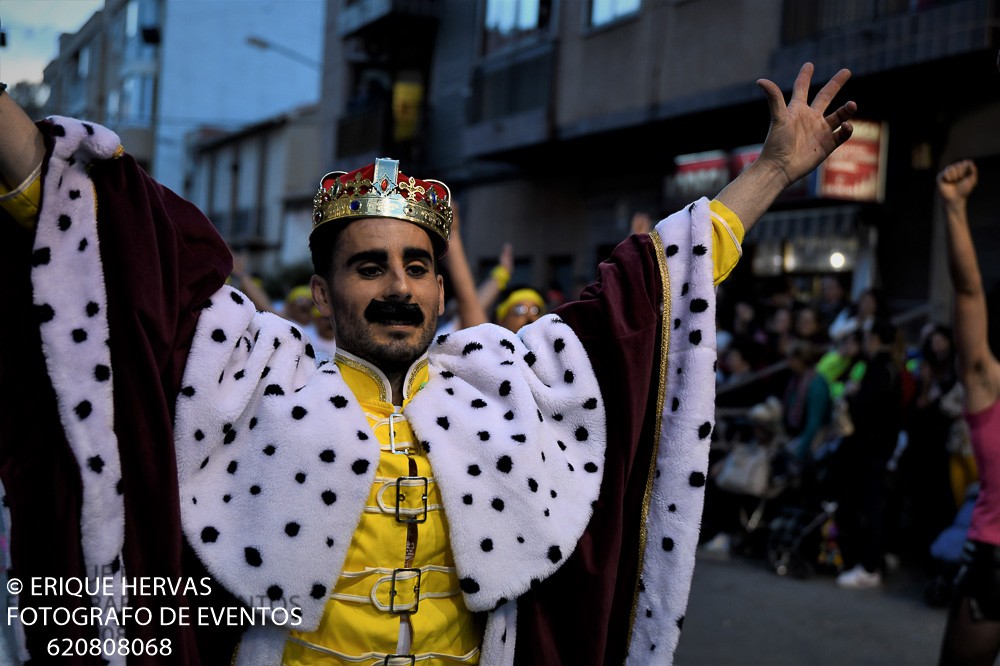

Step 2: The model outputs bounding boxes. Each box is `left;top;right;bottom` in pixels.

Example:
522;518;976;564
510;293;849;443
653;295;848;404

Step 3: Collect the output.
937;159;978;205
756;62;857;188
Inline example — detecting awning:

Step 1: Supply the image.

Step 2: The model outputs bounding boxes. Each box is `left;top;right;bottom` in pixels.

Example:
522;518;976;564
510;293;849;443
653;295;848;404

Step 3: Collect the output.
747;205;861;242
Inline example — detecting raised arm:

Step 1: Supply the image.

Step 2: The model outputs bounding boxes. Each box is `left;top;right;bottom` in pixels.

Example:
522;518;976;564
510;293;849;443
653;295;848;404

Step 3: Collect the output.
937;159;1000;412
0;90;46;189
441;201;490;328
715;63;856;234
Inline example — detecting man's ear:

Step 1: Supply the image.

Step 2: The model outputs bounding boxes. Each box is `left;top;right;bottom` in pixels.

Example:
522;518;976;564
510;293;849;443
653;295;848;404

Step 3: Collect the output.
437;274;445;317
311;274;333;317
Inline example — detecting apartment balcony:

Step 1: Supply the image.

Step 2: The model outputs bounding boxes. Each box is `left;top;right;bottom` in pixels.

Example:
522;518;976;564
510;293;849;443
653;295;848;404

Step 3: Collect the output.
771;0;1000;82
462;43;556;158
337;0;439;37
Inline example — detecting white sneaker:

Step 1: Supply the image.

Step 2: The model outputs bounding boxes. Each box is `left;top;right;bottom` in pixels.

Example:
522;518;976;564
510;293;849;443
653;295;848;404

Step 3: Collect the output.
836;565;882;589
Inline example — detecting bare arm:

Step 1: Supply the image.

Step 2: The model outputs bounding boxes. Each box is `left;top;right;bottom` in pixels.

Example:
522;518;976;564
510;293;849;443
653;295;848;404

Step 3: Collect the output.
230;251;277;314
716;63;856;234
0;91;46;189
442;202;489;328
937;159;1000;411
477;242;513;316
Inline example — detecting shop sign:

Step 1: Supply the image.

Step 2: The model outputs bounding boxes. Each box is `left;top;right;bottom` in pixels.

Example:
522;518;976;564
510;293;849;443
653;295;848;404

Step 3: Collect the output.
815;119;887;202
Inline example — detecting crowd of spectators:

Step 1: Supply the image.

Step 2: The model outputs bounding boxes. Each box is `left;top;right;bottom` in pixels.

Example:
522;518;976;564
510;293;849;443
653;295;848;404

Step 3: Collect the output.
707;271;978;596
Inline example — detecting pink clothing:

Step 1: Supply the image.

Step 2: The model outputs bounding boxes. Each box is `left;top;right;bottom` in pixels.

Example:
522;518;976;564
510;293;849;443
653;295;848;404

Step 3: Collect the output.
968;398;1000;545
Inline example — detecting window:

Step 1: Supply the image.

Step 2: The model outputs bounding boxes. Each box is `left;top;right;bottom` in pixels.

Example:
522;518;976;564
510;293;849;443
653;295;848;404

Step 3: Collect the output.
120;74;154;124
590;0;640;27
482;0;552;55
77;46;90;79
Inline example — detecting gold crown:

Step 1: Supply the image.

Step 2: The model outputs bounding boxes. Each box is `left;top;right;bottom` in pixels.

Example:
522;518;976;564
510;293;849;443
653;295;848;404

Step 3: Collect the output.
311;158;452;244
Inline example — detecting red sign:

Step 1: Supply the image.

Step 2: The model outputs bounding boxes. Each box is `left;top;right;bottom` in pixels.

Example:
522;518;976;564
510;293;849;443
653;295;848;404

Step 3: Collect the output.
815;120;887;202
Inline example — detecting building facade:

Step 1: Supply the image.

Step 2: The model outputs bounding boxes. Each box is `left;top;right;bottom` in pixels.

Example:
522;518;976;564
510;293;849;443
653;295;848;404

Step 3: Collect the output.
43;0;325;192
318;0;1000;343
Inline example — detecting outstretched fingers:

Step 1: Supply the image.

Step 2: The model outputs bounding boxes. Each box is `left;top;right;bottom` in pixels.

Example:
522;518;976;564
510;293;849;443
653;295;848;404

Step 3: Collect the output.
756;77;788;121
790;62;815;104
824;100;857;129
811;68;852;112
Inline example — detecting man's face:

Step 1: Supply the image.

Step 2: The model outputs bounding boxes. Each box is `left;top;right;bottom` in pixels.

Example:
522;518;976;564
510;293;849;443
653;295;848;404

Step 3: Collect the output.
311;217;444;374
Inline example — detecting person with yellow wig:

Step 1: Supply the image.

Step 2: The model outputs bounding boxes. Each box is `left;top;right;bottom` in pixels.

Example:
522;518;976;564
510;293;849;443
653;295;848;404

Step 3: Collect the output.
495;287;547;333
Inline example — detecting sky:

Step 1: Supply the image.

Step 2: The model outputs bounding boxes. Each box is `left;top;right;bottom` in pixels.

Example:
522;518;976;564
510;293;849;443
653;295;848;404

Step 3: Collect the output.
1;0;105;84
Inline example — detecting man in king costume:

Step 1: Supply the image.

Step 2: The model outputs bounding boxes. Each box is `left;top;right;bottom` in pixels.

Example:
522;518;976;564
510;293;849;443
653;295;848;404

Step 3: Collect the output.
0;63;855;664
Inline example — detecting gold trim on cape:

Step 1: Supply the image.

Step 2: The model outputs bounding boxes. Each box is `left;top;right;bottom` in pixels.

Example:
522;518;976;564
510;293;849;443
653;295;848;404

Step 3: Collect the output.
623;229;671;658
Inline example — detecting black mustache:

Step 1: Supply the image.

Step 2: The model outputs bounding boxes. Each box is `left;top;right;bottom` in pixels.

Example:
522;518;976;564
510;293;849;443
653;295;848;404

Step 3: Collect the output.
364;300;425;325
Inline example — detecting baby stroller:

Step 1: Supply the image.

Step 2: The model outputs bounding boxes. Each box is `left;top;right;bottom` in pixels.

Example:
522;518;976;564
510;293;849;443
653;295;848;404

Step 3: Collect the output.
765;437;842;579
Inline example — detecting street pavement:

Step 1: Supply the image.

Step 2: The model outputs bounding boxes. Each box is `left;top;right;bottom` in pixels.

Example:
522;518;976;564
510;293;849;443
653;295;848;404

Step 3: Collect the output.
673;551;948;665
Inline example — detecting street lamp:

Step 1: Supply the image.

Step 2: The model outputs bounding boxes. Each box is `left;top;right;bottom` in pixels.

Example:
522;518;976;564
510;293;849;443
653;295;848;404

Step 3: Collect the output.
246;35;322;71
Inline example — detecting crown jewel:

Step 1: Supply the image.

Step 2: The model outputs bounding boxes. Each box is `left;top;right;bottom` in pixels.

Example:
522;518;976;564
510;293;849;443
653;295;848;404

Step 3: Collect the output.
311;158;452;244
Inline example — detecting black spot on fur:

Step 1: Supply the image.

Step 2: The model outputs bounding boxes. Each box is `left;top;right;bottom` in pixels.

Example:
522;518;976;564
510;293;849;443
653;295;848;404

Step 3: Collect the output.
491;498;505;512
478;431;490;441
690;298;708;313
463;342;483;355
524;352;536;367
75;401;92;420
471;399;487;409
481;539;494;552
511;434;526;443
564;370;574;384
351;459;370;474
528;478;538;493
662;537;675;551
330;395;348;408
201;527;218;543
264;384;285;396
31;248;50;266
463;494;473;505
227;461;238;474
554;338;565;352
468;465;481;476
693;244;707;256
34;303;55;323
496;455;513;473
666;244;678;257
548;545;562;563
499;380;511;396
244;547;262;567
698;422;712;439
321;490;337;505
319;450;335;463
437;416;450;430
584;462;599;473
284;522;300;537
689;471;706;487
310;584;326;600
575;426;589;441
689;330;702;345
291;406;307;420
72;328;88;343
460;578;480;594
87;455;104;473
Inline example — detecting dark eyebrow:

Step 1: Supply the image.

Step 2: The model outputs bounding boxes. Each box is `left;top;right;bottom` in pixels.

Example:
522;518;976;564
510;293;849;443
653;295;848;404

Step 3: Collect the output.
344;250;388;266
403;247;434;264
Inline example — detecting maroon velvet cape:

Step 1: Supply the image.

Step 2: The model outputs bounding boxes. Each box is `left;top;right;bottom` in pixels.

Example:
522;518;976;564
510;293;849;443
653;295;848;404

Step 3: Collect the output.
0;122;236;664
